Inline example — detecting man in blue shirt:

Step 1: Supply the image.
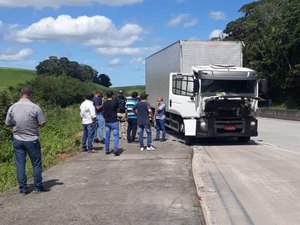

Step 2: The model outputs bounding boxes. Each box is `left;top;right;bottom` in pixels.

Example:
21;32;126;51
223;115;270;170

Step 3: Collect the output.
125;92;138;143
154;96;166;142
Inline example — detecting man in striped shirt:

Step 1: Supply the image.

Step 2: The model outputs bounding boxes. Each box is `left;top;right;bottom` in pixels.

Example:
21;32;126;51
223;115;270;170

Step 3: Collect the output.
5;87;46;195
125;92;138;143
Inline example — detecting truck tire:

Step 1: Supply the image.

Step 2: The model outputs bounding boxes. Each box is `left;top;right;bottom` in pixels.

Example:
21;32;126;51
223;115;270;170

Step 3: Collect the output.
238;136;250;143
185;137;194;145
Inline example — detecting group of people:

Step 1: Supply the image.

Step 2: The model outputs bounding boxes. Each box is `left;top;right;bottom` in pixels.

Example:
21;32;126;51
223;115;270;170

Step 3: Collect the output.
4;86;166;196
80;89;167;156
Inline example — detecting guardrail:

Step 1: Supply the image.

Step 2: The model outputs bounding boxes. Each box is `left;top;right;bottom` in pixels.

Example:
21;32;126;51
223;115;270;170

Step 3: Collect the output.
258;108;300;121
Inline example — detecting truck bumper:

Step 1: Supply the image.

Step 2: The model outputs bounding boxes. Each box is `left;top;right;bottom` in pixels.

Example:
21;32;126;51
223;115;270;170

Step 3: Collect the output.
194;117;258;138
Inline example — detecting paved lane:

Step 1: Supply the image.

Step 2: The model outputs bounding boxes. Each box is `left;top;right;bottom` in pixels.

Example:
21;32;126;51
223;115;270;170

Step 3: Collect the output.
193;118;300;225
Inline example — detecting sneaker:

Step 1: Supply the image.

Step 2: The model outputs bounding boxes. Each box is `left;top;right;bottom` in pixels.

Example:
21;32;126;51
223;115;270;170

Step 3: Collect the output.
34;186;49;193
114;152;120;156
140;147;144;151
105;151;111;155
100;139;105;144
153;138;160;141
94;139;100;143
146;146;155;151
19;190;28;196
88;149;97;153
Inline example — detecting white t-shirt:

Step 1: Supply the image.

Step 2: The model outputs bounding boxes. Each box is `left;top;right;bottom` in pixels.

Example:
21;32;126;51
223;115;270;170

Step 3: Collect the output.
80;99;96;124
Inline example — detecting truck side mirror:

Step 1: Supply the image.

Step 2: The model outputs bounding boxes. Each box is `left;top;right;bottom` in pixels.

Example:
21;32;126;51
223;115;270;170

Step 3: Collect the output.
259;78;268;95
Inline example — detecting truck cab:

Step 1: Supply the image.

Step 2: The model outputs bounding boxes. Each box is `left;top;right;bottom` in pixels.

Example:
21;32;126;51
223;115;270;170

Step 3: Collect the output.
167;65;261;143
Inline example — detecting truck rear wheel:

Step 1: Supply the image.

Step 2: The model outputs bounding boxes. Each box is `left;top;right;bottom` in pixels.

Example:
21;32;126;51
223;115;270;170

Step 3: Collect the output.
238;136;250;143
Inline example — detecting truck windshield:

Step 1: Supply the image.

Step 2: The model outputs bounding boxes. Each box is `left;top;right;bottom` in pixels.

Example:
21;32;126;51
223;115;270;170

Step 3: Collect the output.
200;79;256;97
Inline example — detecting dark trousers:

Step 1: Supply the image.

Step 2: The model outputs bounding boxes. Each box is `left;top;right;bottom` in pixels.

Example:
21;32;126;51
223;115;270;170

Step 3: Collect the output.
127;119;137;142
13;138;43;192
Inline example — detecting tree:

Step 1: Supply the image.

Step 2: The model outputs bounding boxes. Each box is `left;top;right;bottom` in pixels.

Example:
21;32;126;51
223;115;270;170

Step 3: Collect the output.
35;57;112;86
93;74;112;87
224;0;300;108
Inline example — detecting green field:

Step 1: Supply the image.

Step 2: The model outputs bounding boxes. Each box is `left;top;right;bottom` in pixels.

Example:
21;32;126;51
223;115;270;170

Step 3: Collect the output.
0;67;36;89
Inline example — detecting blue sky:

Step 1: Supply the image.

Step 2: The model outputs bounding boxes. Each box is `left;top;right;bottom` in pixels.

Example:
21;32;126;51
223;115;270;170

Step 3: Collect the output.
0;0;253;87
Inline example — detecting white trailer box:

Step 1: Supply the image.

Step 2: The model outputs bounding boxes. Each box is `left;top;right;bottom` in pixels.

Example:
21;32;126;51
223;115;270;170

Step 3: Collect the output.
146;40;243;108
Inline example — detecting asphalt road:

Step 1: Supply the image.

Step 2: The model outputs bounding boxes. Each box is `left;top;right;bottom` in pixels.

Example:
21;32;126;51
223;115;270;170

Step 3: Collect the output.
0;134;203;225
193;117;300;225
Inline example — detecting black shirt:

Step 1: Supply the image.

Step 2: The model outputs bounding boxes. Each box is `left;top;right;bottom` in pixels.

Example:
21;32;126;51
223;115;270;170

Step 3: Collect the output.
116;95;126;113
103;100;118;123
134;101;151;125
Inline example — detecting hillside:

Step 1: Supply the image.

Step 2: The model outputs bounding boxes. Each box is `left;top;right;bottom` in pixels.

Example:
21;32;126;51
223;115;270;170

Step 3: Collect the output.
0;67;36;89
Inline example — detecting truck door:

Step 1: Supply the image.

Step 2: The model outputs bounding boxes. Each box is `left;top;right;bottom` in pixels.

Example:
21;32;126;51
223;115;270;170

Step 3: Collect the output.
169;73;198;118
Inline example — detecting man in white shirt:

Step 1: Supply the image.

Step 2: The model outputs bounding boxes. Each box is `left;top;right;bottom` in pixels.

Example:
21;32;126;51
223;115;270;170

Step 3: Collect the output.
80;92;97;153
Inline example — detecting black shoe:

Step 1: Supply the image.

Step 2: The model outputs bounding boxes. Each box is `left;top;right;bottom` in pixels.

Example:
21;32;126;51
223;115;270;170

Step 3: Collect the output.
114;152;120;156
34;186;49;193
94;139;100;143
161;139;166;142
154;138;160;141
100;139;105;144
105;151;111;155
19;190;28;196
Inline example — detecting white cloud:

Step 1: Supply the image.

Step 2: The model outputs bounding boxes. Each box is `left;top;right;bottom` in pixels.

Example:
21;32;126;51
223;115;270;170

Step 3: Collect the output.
108;58;122;66
14;15;144;48
0;0;143;9
0;48;33;61
129;57;144;64
0;20;3;27
209;29;223;39
167;14;198;28
96;46;160;56
210;11;226;20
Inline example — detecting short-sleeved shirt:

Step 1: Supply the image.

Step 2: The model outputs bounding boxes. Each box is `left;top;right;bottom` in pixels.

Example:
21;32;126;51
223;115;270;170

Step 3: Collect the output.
156;103;166;120
134;101;151;125
92;96;103;114
103;99;119;123
126;98;138;121
5;99;46;141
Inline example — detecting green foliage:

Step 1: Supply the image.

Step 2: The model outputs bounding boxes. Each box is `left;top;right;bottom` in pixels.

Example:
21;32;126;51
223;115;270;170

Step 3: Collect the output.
224;0;300;108
93;73;112;87
0;68;36;89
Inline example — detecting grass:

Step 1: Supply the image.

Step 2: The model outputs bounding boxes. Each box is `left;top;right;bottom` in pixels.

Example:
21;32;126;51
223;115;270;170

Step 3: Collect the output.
0;67;36;89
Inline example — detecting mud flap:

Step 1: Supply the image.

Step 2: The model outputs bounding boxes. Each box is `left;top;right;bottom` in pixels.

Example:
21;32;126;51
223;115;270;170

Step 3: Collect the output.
183;119;196;136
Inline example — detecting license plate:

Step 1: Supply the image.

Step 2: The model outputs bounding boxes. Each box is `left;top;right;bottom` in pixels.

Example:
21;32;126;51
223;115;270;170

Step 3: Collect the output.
224;125;236;131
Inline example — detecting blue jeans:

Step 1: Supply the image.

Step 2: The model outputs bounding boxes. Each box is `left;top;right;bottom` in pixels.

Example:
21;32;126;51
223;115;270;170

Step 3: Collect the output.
105;122;119;153
156;119;166;140
94;113;105;141
13;138;43;192
138;124;152;148
82;123;96;151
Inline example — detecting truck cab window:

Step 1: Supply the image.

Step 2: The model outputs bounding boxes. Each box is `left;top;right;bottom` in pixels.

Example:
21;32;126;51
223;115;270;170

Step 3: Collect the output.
172;75;194;96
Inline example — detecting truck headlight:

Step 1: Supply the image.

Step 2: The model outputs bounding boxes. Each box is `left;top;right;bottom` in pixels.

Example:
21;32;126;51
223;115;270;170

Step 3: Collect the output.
250;121;256;127
200;121;207;130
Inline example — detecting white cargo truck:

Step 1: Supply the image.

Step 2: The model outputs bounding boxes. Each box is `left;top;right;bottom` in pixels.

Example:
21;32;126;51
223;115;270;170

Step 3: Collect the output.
145;40;266;144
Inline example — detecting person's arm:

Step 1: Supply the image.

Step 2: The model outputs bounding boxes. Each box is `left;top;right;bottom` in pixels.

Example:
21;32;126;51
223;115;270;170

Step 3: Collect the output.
4;106;13;127
89;103;97;123
36;106;46;128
